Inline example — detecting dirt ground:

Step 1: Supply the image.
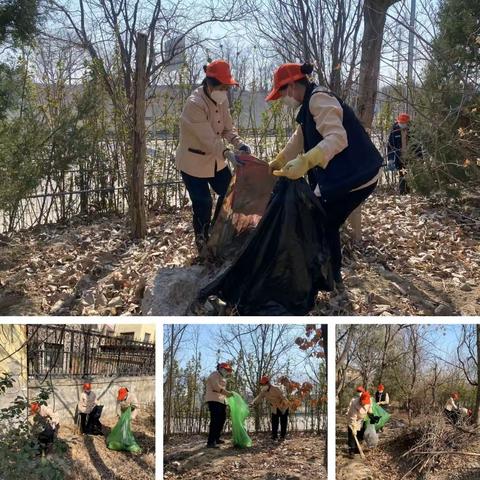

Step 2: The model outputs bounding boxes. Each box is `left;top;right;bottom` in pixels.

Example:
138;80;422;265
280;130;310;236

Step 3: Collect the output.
54;412;155;480
336;412;480;480
0;190;478;316
164;432;326;480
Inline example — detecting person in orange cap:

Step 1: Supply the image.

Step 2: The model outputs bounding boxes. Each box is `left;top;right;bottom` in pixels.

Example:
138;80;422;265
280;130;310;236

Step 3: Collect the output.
266;62;383;287
387;112;422;194
374;384;390;407
77;382;103;435
356;385;365;396
176;59;252;256
444;392;460;424
204;362;233;448
116;386;139;420
30;401;60;453
345;386;366;414
250;376;290;442
346;391;378;456
78;382;97;434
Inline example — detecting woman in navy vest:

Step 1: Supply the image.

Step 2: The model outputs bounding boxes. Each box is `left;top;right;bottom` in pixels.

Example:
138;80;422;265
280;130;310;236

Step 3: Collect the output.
266;63;383;285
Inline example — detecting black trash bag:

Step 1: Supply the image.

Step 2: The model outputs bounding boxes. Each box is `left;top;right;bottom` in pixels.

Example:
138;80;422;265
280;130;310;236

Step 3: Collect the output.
88;405;104;435
198;178;334;315
38;424;55;447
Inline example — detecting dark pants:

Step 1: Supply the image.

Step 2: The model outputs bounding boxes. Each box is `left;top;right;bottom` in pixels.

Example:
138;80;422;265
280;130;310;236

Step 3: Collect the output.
398;171;409;195
347;422;366;453
444;408;459;425
37;424;56;454
271;408;289;439
181;167;232;243
80;406;103;435
321;182;377;281
207;401;227;445
79;413;90;434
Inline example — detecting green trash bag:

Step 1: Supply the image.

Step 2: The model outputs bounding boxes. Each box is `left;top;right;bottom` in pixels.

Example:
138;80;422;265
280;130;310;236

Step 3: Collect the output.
226;392;252;448
107;407;142;453
365;400;391;431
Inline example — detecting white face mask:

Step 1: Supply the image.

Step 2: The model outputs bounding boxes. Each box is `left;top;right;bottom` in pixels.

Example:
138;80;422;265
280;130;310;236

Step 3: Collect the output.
399;122;408;129
282;95;301;109
219;368;229;377
211;90;228;104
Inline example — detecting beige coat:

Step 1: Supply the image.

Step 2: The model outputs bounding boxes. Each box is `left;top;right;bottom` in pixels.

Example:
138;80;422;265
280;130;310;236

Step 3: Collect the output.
252;385;289;413
35;405;60;429
176;86;243;178
205;370;228;404
117;392;139;420
347;397;372;433
78;391;97;414
445;396;458;412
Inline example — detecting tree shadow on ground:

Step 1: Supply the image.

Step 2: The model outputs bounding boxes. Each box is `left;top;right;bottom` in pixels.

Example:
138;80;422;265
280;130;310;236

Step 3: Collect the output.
83;435;118;479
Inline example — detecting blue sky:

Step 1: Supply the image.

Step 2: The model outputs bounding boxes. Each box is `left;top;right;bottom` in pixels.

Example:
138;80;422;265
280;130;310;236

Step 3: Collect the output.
165;323;320;379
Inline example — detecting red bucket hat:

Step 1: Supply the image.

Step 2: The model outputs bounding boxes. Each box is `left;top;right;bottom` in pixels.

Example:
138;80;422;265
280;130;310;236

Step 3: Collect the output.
259;376;270;385
218;362;233;373
360;392;371;406
397;113;410;123
118;387;129;401
205;60;239;86
266;63;307;101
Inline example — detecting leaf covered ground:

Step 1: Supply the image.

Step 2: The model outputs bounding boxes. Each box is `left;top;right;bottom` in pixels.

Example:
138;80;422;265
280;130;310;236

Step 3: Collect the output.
336;412;480;480
163;432;325;480
0;191;478;316
55;409;155;480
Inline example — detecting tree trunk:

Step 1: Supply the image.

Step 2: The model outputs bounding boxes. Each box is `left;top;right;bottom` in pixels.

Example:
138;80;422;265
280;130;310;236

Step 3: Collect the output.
129;32;147;239
321;324;328;468
166;325;175;439
357;0;399;130
349;0;399;239
475;325;480;426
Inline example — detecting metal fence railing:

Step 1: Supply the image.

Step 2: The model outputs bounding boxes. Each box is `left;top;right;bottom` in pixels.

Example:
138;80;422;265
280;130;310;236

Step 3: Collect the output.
27;325;155;378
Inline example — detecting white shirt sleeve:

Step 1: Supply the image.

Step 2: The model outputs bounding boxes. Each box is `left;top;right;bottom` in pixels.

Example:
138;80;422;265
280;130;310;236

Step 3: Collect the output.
309;92;349;167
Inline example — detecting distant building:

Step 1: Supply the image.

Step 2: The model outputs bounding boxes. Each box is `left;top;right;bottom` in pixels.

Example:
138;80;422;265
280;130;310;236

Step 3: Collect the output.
0;325;28;409
114;324;156;344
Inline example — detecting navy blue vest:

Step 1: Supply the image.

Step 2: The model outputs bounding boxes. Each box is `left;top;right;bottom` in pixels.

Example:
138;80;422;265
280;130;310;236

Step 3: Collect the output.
296;83;383;201
375;391;387;403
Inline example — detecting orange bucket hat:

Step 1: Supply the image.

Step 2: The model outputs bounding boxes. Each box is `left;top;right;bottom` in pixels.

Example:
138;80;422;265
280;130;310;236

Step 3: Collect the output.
266;63;307;101
205;60;238;86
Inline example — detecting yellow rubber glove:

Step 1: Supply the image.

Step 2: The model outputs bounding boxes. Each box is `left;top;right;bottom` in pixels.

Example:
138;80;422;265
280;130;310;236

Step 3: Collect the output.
268;151;288;172
273;147;326;180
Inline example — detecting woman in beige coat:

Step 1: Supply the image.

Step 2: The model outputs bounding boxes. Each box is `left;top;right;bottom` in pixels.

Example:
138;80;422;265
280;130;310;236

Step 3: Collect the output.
204;362;233;448
78;382;96;434
176;59;251;254
250;376;290;442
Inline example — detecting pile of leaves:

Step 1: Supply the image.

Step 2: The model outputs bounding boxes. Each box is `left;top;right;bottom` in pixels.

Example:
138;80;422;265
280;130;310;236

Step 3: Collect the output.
0;211;197;315
164;432;326;480
314;192;480;316
0;191;479;316
62;405;155;480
